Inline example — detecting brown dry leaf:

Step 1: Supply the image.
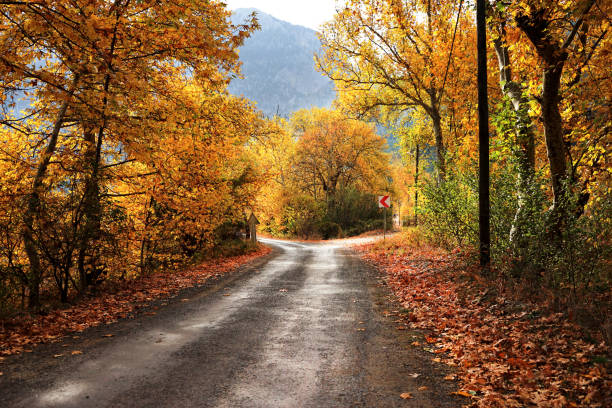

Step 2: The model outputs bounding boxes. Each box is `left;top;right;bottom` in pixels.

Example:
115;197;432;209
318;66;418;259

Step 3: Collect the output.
400;392;413;399
411;341;421;346
223;294;231;297
418;386;428;391
181;299;190;302
444;374;457;381
53;354;64;358
432;357;441;363
102;334;114;338
409;373;420;378
71;350;82;355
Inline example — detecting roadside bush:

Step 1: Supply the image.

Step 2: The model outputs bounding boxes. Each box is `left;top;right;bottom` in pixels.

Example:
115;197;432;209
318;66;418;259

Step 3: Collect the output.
420;163;611;340
319;221;343;239
421;171;478;248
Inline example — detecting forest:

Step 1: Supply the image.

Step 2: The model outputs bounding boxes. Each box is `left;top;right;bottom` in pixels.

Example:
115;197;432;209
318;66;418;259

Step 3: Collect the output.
317;0;610;329
0;0;610;386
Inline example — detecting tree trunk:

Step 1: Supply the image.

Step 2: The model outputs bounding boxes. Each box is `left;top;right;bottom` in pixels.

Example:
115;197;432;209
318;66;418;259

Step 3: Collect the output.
22;76;79;309
431;109;445;178
515;0;595;233
541;65;568;215
77;128;102;291
492;28;536;244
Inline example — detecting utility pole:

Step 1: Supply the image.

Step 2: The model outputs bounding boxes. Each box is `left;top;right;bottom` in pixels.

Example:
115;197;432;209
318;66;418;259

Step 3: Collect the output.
477;0;491;270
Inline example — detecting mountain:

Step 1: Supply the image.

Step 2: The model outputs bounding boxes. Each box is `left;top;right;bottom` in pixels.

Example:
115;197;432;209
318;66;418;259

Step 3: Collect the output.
228;8;336;117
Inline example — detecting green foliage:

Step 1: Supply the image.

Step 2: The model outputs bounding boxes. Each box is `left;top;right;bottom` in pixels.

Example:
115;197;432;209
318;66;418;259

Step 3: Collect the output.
420;172;478;248
421;162;611;305
326;187;382;237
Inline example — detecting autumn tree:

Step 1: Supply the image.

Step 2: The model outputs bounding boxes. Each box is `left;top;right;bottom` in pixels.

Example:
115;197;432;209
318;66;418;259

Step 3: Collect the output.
0;1;260;308
395;110;432;225
251;108;390;238
317;0;475;177
507;0;610;229
294;109;389;204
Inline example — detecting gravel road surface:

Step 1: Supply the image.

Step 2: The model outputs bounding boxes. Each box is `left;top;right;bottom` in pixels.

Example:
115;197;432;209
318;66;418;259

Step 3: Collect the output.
0;238;464;407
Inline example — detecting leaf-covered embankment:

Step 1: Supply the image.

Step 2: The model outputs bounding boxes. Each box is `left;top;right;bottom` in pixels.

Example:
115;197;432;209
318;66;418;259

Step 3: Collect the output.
0;245;270;357
354;234;610;407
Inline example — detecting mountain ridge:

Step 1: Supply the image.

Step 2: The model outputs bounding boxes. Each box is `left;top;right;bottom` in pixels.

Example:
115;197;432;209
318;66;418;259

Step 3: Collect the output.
228;8;336;117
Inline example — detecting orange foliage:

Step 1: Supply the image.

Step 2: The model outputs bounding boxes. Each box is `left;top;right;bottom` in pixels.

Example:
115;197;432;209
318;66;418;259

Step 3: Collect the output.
356;235;611;407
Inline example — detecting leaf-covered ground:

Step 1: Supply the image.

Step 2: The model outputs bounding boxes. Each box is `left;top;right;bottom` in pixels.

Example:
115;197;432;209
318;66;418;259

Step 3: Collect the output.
354;236;611;408
0;246;271;357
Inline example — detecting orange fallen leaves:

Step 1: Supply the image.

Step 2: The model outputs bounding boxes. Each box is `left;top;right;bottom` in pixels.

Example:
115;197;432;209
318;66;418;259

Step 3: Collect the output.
400;392;413;399
355;239;611;407
0;246;271;356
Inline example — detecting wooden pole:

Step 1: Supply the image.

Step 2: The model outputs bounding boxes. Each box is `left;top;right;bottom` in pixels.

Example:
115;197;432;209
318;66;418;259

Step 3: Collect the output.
384;206;387;240
477;0;491;269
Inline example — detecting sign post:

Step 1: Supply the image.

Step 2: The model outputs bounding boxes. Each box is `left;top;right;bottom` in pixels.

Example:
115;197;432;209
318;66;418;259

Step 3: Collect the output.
248;213;260;243
378;195;391;240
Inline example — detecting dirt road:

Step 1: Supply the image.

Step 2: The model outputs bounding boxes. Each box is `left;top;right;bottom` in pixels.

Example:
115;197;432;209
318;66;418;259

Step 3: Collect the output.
0;239;464;407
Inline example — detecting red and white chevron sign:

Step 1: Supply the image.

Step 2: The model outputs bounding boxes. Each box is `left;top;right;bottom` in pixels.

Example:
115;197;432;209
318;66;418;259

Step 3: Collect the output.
378;195;390;208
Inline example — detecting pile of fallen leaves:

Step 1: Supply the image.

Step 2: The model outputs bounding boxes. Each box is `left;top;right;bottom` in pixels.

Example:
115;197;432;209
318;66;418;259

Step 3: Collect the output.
0;246;270;357
355;237;611;408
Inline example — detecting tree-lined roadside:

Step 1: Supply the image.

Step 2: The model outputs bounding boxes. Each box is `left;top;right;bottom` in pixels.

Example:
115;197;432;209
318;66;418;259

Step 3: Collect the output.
355;231;611;407
1;245;270;357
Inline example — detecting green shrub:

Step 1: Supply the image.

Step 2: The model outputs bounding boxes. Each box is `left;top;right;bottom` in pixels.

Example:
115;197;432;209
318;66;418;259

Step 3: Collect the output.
319;221;343;239
421;171;478;248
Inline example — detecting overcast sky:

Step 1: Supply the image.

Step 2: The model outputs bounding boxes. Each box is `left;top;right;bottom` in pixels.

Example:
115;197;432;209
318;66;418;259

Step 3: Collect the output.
225;0;337;30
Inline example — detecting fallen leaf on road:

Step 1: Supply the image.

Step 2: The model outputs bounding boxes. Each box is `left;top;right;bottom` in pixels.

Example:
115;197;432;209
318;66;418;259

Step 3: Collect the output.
181;299;190;302
223;294;231;297
400;392;413;399
411;341;420;346
444;374;456;381
71;350;82;355
409;373;420;378
452;390;474;398
53;354;63;358
102;334;114;338
418;386;428;391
